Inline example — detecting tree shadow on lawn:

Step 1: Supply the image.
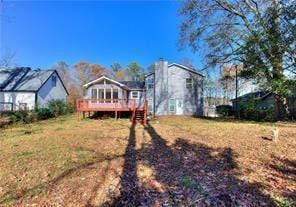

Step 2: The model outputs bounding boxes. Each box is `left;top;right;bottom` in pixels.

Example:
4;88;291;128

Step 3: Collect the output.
107;122;276;206
268;156;296;201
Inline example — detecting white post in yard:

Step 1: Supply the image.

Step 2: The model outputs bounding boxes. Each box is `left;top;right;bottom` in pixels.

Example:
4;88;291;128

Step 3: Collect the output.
111;88;113;103
104;79;106;102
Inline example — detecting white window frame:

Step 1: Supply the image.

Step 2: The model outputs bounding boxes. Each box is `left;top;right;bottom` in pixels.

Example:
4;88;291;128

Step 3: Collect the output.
148;99;153;113
186;78;193;89
169;99;176;112
91;88;98;99
147;78;154;89
130;91;140;99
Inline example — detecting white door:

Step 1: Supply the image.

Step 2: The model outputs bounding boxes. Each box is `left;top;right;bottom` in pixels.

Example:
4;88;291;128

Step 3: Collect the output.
176;99;183;115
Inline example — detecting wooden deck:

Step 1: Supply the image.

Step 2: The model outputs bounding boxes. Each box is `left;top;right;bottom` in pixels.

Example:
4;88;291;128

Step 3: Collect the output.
76;99;148;124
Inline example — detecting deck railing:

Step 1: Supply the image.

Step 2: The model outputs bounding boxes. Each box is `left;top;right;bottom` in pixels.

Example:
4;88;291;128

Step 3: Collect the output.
76;99;146;111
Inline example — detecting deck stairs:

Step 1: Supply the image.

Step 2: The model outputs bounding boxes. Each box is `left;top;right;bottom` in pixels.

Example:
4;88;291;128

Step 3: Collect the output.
133;109;146;124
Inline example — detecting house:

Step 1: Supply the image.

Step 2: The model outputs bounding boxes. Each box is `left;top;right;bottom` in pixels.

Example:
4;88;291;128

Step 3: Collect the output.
0;67;69;111
77;59;204;123
231;91;296;118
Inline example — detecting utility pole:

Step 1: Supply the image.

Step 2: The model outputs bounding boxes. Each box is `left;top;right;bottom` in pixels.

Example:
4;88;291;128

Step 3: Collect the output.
235;65;238;101
235;65;239;118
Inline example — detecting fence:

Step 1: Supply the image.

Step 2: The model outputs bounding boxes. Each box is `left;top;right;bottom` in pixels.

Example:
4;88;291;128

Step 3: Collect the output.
0;102;13;112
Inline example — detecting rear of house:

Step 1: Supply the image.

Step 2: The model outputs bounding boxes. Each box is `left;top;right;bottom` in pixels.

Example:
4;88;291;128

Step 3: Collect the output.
145;60;204;116
77;59;204;122
0;67;68;111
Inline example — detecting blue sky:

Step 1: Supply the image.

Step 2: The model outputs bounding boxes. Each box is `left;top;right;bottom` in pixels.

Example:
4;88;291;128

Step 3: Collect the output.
1;1;204;71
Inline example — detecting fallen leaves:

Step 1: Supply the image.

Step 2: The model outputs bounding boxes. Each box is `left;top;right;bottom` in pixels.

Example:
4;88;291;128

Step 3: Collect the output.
0;115;295;206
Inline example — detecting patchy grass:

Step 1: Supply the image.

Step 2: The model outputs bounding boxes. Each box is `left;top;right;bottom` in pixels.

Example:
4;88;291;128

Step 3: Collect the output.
0;115;295;206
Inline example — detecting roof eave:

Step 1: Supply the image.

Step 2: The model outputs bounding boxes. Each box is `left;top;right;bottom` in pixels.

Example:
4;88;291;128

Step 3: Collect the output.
83;76;128;89
168;63;205;77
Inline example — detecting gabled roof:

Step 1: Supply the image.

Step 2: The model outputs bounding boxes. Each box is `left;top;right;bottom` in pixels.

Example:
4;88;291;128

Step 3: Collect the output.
168;63;205;77
144;62;205;77
84;76;145;90
0;67;56;92
83;76;127;88
231;91;271;101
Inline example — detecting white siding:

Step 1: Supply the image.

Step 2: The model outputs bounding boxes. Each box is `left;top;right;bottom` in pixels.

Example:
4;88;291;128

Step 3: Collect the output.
37;73;68;107
0;92;35;110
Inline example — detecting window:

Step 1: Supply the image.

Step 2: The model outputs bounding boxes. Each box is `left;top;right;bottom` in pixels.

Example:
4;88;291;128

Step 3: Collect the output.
186;78;193;89
113;89;118;99
52;76;57;87
91;89;98;99
106;89;112;99
147;78;154;89
131;91;139;99
98;89;104;99
169;99;176;112
148;99;153;113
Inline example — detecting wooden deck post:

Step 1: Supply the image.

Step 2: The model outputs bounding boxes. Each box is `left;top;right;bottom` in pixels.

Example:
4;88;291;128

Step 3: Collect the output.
76;99;80;121
144;100;148;125
115;101;117;120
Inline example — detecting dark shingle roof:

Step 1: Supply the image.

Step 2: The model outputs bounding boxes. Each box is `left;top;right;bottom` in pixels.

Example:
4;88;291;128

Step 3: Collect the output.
232;91;271;101
120;81;145;90
0;67;55;91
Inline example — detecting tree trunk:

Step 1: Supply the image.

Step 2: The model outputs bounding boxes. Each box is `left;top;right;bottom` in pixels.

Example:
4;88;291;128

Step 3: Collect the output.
275;95;289;120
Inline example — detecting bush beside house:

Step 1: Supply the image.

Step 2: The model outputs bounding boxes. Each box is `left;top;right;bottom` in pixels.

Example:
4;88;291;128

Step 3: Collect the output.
216;105;233;117
234;94;277;122
10;100;74;124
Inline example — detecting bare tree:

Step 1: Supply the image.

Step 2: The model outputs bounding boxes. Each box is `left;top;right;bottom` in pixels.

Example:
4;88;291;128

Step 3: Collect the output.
179;0;296;118
0;51;16;68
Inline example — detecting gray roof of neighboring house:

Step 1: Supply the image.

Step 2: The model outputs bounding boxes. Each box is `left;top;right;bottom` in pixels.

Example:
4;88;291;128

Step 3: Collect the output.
120;81;145;90
0;67;55;91
231;91;271;101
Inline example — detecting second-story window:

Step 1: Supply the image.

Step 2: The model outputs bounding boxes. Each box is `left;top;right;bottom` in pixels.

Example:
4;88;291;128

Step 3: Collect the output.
131;91;139;99
186;78;193;89
52;76;57;87
147;78;154;89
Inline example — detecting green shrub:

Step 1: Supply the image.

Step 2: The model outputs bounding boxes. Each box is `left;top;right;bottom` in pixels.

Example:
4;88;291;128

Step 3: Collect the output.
10;111;30;124
216;105;233;117
65;104;75;113
238;100;276;122
35;108;54;120
47;99;73;116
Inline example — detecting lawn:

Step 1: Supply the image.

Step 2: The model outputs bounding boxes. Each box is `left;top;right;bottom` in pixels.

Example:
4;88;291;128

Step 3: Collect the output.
0;115;295;206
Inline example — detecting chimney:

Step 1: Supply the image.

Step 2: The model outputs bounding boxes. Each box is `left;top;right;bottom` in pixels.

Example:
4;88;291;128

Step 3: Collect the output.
154;58;169;115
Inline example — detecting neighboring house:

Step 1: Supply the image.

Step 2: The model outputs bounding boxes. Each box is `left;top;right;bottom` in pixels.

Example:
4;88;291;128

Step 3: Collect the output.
231;91;271;111
78;59;204;122
231;91;296;117
0;67;69;111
